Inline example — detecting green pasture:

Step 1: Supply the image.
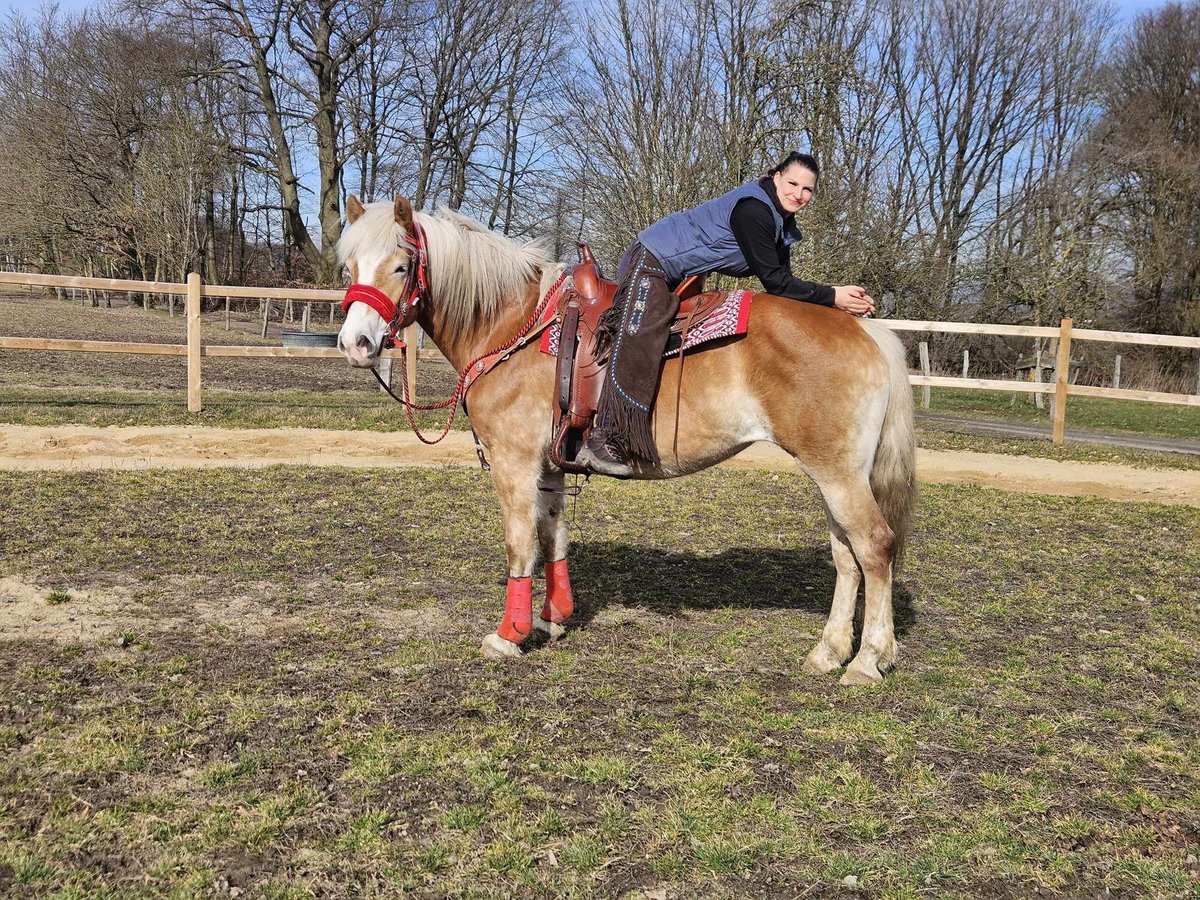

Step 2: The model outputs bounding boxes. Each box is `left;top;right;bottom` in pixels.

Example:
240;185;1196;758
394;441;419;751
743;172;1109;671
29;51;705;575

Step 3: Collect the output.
915;429;1200;471
1;467;1197;897
918;386;1200;441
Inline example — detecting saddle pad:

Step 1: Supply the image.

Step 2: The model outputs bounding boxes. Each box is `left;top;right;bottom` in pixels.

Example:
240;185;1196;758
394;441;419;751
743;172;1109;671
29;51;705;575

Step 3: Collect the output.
540;289;754;358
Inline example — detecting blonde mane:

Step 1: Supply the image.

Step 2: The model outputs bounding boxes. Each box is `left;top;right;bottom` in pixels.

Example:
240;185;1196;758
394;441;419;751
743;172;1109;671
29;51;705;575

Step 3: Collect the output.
338;203;555;336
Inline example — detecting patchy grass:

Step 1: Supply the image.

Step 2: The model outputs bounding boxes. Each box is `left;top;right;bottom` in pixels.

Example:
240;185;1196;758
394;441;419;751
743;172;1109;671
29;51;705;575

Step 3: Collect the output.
1;467;1197;896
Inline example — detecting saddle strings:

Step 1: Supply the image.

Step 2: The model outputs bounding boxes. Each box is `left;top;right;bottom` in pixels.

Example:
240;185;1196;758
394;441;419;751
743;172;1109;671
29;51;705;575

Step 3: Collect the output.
538;472;588;529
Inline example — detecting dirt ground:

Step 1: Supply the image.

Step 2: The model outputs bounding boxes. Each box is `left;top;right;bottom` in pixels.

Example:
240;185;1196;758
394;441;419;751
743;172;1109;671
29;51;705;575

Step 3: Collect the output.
1;424;1197;505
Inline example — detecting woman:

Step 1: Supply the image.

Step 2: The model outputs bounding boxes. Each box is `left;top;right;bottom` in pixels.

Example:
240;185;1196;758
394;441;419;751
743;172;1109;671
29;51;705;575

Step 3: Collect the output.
578;151;877;477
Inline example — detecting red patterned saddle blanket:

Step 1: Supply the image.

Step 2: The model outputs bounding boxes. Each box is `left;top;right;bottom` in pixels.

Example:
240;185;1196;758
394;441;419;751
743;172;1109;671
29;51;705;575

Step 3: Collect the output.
539;288;753;359
543;245;755;473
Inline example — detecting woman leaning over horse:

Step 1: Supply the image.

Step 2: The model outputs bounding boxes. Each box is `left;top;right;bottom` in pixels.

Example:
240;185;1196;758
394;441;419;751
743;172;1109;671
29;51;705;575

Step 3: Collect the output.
578;151;878;477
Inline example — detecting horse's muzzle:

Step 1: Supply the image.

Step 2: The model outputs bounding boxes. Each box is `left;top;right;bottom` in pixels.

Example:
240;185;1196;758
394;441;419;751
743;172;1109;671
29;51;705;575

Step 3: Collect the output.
339;333;377;368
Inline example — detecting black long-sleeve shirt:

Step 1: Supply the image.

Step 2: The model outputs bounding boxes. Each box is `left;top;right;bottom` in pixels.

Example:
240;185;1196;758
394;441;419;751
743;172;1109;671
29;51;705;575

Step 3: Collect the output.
728;177;835;307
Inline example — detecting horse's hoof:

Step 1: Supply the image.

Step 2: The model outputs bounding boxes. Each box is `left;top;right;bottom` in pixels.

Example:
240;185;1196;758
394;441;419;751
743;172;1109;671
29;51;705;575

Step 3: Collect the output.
802;641;845;676
840;659;884;686
480;632;523;659
534;617;568;641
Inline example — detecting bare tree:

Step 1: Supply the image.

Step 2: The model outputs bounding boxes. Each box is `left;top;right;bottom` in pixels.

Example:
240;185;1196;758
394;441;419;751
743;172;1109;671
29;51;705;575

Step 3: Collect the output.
283;0;383;281
180;0;321;277
1090;0;1200;339
561;0;730;263
878;0;1079;317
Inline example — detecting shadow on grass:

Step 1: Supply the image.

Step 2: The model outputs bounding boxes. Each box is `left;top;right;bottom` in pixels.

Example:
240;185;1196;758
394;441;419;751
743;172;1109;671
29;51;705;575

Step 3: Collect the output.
562;541;916;637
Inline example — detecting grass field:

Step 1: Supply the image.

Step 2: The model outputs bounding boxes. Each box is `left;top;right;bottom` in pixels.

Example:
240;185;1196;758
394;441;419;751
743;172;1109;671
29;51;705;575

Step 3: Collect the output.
918;387;1200;442
1;467;1197;897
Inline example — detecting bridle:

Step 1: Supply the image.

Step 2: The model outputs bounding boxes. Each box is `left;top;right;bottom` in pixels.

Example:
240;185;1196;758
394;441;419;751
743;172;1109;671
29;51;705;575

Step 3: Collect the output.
340;219;567;454
341;220;430;349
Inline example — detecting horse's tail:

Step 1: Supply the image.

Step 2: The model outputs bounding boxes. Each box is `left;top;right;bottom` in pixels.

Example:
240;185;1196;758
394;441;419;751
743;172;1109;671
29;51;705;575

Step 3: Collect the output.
861;320;917;570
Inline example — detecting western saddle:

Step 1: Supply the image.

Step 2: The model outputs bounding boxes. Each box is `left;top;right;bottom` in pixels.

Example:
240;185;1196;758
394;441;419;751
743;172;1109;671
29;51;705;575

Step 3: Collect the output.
550;244;727;472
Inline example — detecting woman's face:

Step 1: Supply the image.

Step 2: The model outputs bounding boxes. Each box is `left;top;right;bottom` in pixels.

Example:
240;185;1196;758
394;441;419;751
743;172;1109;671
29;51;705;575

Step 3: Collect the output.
772;163;817;214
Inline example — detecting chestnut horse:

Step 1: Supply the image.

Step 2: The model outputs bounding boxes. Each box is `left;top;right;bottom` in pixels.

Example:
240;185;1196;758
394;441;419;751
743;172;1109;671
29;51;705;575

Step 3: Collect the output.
337;196;916;685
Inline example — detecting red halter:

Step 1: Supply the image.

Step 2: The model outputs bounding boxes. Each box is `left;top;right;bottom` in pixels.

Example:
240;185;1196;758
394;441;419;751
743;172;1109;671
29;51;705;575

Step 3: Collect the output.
341;219;430;348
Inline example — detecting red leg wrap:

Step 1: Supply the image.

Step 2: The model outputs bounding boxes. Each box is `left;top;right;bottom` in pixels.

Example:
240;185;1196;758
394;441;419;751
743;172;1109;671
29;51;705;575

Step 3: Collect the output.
541;558;574;624
497;576;533;644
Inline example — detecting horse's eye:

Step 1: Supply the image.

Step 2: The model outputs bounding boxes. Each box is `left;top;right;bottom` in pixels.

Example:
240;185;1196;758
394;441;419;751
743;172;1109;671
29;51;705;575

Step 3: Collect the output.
394;264;407;275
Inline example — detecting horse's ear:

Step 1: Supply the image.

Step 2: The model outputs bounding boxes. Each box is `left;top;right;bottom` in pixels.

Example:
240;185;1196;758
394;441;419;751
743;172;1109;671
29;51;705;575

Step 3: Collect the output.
346;195;365;224
393;196;414;231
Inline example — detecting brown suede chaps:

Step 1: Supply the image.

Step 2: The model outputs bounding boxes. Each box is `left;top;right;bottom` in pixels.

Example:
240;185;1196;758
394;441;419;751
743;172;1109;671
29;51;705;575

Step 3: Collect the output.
593;242;679;465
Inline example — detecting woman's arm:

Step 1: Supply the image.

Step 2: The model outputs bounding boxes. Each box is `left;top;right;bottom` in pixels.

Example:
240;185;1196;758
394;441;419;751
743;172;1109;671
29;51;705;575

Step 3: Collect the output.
730;198;834;305
730;198;876;315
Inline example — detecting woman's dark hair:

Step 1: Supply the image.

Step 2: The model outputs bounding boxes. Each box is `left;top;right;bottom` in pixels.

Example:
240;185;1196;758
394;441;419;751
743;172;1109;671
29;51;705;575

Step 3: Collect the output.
768;151;820;179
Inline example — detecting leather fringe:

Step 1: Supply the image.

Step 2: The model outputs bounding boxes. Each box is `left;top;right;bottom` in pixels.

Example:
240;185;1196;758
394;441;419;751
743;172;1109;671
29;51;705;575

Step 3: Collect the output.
594;376;660;466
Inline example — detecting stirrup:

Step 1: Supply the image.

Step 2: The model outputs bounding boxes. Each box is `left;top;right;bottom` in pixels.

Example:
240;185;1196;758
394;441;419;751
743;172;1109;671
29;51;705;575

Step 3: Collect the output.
575;441;634;478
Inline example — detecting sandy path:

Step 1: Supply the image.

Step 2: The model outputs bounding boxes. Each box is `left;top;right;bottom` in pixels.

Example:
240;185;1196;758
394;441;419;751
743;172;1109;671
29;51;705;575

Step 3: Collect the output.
1;424;1197;506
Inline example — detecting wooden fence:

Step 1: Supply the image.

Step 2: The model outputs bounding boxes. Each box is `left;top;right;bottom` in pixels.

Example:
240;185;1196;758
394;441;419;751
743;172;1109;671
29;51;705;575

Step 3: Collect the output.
0;271;419;412
2;271;1199;443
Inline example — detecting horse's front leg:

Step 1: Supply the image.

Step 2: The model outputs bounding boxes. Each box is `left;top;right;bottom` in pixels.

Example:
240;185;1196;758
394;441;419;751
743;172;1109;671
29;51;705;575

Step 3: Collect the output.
534;469;573;640
480;452;544;659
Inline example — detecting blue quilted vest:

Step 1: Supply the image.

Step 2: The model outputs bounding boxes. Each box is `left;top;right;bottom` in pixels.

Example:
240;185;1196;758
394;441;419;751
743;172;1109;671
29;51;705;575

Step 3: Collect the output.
638;181;800;284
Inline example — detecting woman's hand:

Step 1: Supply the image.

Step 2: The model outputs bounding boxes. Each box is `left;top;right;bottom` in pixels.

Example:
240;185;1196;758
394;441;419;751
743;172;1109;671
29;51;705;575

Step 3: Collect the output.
833;285;876;317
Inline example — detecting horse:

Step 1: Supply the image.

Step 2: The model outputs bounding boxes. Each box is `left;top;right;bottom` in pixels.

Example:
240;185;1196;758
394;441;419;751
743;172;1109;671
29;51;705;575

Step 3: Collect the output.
336;196;916;685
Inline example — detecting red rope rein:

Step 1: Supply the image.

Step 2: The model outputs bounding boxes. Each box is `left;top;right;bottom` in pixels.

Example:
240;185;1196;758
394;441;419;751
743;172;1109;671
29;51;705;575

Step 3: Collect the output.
374;269;568;445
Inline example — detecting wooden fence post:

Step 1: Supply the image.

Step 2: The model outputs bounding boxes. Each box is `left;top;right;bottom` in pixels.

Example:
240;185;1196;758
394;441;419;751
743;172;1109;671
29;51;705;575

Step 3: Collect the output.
962;349;969;378
1051;318;1072;444
1113;354;1121;389
918;341;931;409
187;272;202;412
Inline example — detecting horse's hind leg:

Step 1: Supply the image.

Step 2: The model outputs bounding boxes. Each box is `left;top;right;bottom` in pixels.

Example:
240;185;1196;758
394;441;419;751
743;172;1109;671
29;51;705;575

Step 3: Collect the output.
534;469;573;640
802;517;860;675
813;477;897;685
480;453;543;659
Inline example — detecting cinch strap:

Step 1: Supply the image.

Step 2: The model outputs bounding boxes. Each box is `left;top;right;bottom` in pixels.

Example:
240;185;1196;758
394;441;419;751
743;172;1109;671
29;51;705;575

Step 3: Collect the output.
497;576;533;644
342;283;396;323
541;558;573;624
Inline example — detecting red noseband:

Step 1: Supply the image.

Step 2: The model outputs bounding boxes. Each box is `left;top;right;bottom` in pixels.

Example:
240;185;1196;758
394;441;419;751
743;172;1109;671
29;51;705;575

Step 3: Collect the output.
341;283;396;323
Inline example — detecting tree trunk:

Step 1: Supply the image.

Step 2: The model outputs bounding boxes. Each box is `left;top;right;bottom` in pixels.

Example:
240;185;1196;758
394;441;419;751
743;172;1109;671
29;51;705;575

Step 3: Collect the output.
314;81;344;284
204;183;219;282
246;35;320;271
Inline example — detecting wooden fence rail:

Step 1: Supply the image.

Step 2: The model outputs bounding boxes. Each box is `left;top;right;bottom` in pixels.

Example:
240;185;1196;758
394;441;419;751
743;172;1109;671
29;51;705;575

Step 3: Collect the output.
2;271;1198;441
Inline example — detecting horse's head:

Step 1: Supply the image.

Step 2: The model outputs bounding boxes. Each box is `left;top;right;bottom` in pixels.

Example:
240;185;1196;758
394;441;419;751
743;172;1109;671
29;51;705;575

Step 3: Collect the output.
337;195;425;368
